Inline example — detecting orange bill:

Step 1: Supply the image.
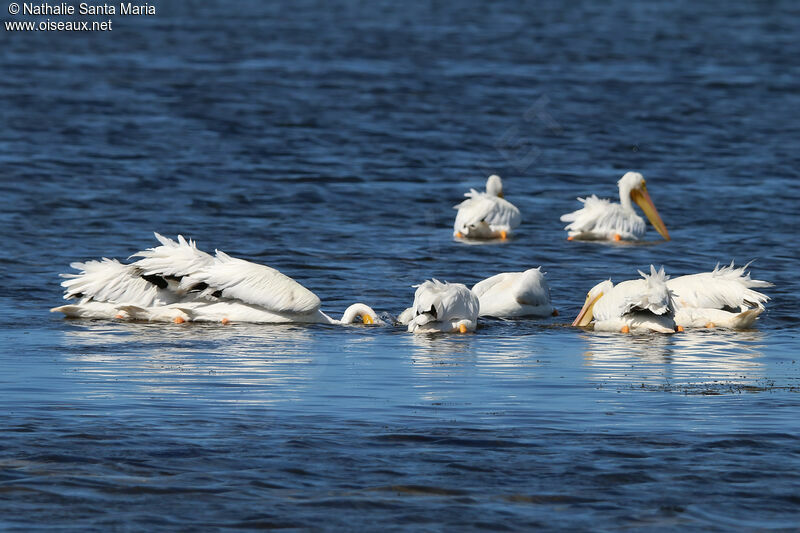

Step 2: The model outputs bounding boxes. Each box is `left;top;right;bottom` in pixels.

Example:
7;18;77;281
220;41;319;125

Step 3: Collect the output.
572;292;603;327
631;184;670;241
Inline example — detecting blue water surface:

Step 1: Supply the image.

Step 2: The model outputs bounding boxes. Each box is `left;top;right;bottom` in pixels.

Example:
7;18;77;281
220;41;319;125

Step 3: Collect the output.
1;0;800;529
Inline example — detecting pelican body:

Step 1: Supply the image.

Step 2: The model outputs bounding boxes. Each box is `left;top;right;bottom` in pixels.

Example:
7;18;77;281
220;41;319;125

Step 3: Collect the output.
398;280;480;333
573;266;677;333
561;172;670;242
51;233;382;326
472;267;556;318
453;175;521;240
668;262;771;329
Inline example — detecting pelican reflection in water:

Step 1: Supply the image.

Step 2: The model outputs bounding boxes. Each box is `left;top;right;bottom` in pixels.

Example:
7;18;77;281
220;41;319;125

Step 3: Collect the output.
59;321;341;402
581;330;766;391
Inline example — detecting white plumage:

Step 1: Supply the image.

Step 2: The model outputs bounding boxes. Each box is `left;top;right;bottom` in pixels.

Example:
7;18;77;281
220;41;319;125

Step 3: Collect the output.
573;263;772;332
573;266;677;333
668;261;771;329
398;280;480;333
51;233;381;326
60;258;166;309
471;267;555;318
453;175;521;240
561;172;670;241
184;250;321;315
132;233;214;281
561;195;644;240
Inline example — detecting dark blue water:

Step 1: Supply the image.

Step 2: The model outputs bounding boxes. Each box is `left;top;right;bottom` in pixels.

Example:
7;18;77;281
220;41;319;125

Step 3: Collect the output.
2;0;800;529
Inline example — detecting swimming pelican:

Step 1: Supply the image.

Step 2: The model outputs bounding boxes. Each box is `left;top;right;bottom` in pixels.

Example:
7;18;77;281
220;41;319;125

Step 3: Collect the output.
398;280;480;333
561;171;670;241
453;174;521;240
668;261;771;329
471;267;557;318
51;233;382;326
572;266;677;333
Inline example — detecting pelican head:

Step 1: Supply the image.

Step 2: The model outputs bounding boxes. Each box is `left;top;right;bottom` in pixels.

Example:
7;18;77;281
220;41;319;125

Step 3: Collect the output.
486;174;504;198
572;279;614;327
617;172;670;241
341;303;381;325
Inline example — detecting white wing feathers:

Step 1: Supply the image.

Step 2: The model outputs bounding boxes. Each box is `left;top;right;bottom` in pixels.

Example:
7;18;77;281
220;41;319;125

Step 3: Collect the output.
453;191;520;232
667;261;771;311
58;233;322;316
595;265;672;319
134;232;321;314
454;193;493;225
131;233;214;278
408;279;479;326
514;268;551;307
186;250;321;314
560;195;611;230
561;195;644;238
632;265;673;315
472;269;550;307
59;258;164;307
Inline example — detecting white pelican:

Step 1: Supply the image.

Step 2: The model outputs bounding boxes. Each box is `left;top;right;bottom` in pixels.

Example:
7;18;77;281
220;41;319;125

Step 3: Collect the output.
561;171;670;242
398;280;480;333
453;174;521;240
51;233;382;326
668;261;771;329
572;266;677;333
471;267;557;318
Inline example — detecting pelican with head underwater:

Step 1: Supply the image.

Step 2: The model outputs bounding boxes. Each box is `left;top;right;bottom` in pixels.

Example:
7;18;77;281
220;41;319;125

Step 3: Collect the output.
51;233;384;327
398;279;480;333
561;171;670;242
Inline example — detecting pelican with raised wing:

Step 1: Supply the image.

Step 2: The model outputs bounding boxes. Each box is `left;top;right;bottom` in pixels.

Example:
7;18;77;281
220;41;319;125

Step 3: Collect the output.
668;261;771;329
398;280;480;333
51;233;382;326
472;267;556;318
561;172;670;242
453;174;521;240
572;266;677;333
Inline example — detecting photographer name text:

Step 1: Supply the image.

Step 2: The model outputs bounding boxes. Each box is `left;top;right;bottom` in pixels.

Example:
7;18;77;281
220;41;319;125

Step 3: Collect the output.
21;2;155;16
